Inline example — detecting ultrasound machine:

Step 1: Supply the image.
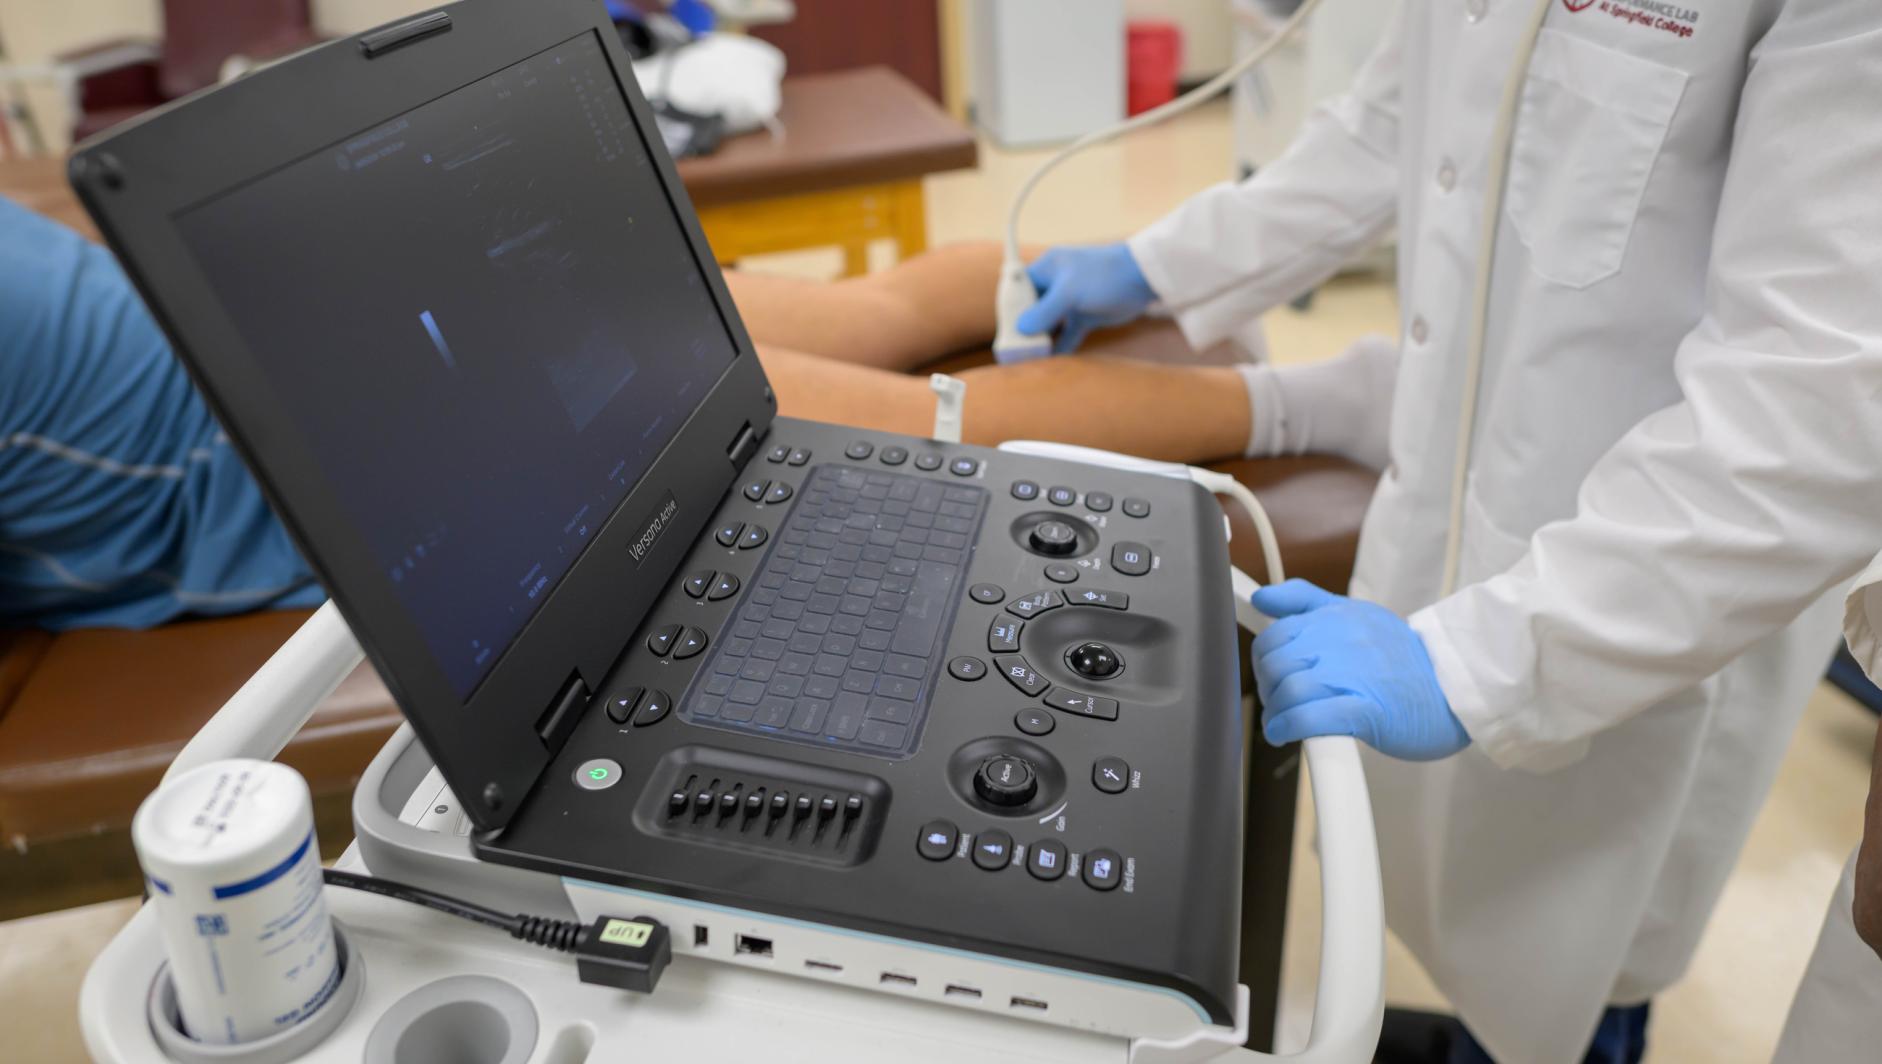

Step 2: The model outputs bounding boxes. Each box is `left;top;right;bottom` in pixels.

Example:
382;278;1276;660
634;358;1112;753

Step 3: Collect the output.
70;3;1382;1061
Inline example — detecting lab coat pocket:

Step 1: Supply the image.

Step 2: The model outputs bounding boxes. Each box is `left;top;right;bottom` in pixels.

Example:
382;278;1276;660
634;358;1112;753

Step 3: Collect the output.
1503;29;1689;290
1458;481;1532;589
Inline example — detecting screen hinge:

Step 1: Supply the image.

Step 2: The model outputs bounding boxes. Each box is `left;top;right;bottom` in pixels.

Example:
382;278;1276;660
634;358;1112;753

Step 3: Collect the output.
535;670;590;749
726;421;760;468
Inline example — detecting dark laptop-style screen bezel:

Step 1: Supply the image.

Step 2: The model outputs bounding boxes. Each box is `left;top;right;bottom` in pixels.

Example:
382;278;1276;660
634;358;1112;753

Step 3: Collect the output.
68;0;777;830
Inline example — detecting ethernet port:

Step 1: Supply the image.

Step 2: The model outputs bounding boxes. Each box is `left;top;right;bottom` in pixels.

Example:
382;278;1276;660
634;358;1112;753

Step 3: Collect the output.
735;933;774;958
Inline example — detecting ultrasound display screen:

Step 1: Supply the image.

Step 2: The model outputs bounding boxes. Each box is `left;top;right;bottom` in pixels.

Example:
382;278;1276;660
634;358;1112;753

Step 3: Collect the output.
179;32;739;698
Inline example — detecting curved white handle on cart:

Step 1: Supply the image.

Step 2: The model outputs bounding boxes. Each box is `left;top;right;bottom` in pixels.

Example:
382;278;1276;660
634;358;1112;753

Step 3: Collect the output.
163;599;364;785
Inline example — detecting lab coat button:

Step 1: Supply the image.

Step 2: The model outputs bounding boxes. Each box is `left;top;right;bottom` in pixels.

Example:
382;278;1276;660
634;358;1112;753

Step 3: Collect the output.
1410;315;1430;344
1437;159;1457;192
1464;0;1487;22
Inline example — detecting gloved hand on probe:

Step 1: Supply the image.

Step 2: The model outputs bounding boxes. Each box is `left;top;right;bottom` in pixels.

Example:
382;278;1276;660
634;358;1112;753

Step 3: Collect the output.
1016;243;1157;355
1250;579;1471;761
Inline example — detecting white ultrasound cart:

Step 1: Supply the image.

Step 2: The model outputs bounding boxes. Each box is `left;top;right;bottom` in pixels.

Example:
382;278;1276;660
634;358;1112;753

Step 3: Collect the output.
78;443;1385;1064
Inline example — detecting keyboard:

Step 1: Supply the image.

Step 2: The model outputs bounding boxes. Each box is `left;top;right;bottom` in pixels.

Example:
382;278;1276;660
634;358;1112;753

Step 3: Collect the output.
679;464;988;758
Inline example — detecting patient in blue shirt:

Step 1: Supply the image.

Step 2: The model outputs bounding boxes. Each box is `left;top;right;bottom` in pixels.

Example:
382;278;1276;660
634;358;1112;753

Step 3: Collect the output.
0;196;322;628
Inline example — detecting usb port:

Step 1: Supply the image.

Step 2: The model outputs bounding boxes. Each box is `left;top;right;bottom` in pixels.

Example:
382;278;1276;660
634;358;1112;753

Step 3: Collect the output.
804;959;844;974
734;934;774;958
1010;996;1048;1012
945;984;982;1000
693;925;710;948
879;972;917;988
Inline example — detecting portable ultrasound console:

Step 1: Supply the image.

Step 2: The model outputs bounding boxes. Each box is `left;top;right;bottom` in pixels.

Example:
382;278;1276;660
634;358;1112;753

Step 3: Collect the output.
72;0;1260;1045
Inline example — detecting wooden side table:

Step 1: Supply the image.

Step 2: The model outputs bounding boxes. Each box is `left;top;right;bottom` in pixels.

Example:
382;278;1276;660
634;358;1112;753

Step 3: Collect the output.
675;66;978;275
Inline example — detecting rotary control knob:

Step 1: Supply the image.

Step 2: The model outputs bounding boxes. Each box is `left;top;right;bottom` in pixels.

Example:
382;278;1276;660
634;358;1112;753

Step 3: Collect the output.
973;755;1038;807
1028;520;1080;556
1066;641;1122;680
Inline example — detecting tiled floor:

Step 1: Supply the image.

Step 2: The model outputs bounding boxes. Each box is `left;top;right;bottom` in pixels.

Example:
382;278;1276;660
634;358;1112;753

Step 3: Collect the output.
3;101;1873;1063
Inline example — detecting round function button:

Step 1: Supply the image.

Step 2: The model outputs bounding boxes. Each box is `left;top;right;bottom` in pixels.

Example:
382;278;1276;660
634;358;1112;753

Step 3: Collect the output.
787;448;813;466
742;479;769;502
708;573;741;600
972;829;1014;871
914;453;944;471
949;457;980;477
1093;756;1131;794
672;627;709;660
1028;839;1068;881
948;656;987;681
764;482;794;505
969;582;1006;604
574;758;622;791
1011;480;1040;501
973;755;1038;807
647;623;682;656
1066;641;1122;680
1085;491;1114;513
766;444;790;463
633;689;673;727
1121;498;1151;519
1082;848;1123;891
606;686;644;724
918;819;959;861
683;570;714;598
845;441;875;460
1014;708;1056;737
1028;521;1079;557
1044;562;1079;584
880;445;909;466
738;525;768;549
1046;486;1076;507
715;521;745;547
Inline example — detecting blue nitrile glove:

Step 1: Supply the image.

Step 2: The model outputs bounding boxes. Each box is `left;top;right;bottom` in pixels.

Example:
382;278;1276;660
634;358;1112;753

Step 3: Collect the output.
1016;243;1157;355
1250;579;1471;761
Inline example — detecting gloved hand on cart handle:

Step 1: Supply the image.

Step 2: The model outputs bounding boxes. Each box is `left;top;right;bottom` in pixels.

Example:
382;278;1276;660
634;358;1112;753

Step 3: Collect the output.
1250;579;1472;761
1016;243;1157;355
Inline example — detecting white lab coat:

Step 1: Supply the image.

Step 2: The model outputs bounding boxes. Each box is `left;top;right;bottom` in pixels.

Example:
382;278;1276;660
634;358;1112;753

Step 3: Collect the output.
1129;2;1882;1061
1772;558;1882;1062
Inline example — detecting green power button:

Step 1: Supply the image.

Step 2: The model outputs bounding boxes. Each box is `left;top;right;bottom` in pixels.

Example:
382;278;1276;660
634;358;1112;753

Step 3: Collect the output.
574;758;621;791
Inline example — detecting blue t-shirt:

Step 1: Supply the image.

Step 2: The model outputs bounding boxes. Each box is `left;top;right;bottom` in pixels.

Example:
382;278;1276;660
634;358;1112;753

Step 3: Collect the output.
0;197;322;628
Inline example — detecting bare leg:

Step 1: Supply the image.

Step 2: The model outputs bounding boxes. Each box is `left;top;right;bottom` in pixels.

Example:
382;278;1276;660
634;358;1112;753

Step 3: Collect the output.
759;344;1250;464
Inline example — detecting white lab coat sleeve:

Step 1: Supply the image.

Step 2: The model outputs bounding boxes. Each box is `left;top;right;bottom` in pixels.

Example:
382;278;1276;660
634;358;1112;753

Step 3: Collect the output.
1125;11;1404;352
1846;553;1882;679
1409;6;1882;768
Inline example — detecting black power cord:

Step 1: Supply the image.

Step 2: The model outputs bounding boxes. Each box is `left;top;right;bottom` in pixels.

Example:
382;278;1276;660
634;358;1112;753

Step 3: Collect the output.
321;869;671;991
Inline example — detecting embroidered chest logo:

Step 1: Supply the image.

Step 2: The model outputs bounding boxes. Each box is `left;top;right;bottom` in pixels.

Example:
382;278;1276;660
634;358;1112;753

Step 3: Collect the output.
1563;0;1699;39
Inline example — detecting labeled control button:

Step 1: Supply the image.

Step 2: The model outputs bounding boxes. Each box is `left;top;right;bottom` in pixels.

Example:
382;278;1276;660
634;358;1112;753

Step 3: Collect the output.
1047;486;1076;507
648;623;682;656
634;689;673;727
880;445;909;466
574;759;622;791
845;441;875;460
1085;491;1114;513
1028;521;1080;556
1012;480;1040;501
787;447;812;466
972;829;1014;870
1028;839;1068;881
988;618;1023;653
715;521;745;548
1082;848;1123;891
969;582;1006;605
1066;641;1122;680
994;655;1052;697
949;457;980;477
918;819;959;860
764;481;794;505
766;444;790;463
1093;757;1131;794
973;756;1038;807
1014;708;1056;736
1068;588;1129;610
673;627;709;660
607;686;644;725
1044;562;1079;584
1122;498;1151;518
683;570;714;598
914;453;944;471
948;656;987;681
1005;590;1063;619
1112;542;1152;577
743;479;769;502
708;573;741;600
1044;688;1119;721
738;525;768;550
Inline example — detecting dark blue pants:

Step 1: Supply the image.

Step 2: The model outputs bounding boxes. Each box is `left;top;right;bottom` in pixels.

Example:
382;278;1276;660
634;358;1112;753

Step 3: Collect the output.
1448;1003;1651;1064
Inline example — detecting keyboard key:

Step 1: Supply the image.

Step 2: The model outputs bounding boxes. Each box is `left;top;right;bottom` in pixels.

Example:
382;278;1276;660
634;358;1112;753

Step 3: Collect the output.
949;457;980;477
1085;491;1114;513
880;445;909;466
1122;498;1151;518
1047;486;1076;507
859;720;907;748
1112;542;1152;577
914;453;943;471
845;440;874;460
1012;480;1040;501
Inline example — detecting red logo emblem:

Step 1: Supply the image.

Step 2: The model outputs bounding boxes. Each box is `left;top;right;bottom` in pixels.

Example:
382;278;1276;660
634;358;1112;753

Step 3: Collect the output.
1564;0;1597;10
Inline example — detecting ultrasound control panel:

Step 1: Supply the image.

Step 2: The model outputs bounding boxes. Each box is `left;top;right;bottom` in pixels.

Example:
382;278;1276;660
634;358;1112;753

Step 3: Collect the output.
479;417;1246;1027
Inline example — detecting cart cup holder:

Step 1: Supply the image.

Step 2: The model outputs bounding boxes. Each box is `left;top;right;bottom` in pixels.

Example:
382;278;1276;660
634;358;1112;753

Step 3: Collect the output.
364;974;539;1064
148;921;365;1064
